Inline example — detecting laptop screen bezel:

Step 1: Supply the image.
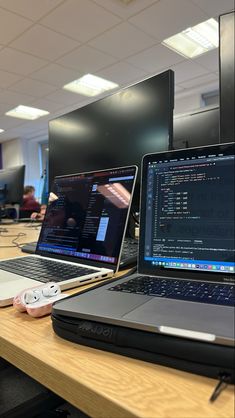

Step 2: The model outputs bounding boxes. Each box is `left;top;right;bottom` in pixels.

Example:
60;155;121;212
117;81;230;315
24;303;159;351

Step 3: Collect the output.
35;165;138;272
138;142;235;284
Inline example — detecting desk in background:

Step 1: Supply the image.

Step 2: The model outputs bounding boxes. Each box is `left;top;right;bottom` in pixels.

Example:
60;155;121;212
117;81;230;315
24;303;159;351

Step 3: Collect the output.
0;224;234;418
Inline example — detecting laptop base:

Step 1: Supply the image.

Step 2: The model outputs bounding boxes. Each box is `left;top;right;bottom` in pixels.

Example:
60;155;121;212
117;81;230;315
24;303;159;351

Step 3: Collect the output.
52;312;235;383
21;237;139;269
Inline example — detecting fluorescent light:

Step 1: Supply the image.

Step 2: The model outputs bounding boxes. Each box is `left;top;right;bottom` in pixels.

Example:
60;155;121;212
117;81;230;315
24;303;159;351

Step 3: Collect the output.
5;105;49;120
0;128;5;134
162;18;218;58
63;74;119;97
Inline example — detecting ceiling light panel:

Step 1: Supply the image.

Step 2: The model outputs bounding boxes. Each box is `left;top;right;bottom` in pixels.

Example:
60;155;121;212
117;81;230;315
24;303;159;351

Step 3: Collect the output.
162;18;218;59
0;128;5;133
63;74;119;97
5;105;49;120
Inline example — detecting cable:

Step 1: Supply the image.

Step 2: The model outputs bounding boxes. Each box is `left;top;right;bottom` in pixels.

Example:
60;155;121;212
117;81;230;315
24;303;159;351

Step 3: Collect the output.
0;232;26;248
12;233;27;248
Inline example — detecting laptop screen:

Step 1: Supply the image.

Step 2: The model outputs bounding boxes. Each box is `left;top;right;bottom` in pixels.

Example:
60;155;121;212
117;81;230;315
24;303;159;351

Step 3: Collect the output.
37;166;137;266
139;143;235;281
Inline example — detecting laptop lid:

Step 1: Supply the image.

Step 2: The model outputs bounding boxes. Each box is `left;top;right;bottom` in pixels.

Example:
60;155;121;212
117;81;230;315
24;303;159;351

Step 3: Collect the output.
139;143;235;284
36;166;137;271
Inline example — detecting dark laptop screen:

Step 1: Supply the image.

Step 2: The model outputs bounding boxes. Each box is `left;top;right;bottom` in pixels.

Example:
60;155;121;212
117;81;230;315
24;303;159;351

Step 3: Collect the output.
140;143;235;278
37;166;137;266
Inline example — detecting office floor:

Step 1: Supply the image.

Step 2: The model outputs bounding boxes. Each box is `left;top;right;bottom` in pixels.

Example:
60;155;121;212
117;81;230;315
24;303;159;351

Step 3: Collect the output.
0;359;89;418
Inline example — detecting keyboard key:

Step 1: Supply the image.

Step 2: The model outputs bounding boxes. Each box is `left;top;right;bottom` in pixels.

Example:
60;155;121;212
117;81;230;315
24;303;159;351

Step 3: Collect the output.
109;276;235;307
0;256;96;283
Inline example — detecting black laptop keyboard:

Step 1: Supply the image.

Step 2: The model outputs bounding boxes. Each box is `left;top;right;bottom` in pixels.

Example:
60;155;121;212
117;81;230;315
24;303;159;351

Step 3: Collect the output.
120;238;138;268
108;276;235;307
0;257;96;283
122;238;138;257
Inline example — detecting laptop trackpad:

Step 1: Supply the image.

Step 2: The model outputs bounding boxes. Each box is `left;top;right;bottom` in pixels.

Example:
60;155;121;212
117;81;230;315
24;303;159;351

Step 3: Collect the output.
123;298;235;339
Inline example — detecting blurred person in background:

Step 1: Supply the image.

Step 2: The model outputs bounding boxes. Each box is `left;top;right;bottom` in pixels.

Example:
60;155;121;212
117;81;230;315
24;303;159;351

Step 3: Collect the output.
19;185;40;218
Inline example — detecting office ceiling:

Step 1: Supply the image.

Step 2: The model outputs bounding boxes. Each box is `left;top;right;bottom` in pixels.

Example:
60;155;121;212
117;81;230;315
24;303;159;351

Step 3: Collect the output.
0;0;234;143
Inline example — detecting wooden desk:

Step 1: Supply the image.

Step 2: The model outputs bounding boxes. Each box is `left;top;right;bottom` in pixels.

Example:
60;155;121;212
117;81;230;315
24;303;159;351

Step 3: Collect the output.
0;221;41;259
0;225;234;418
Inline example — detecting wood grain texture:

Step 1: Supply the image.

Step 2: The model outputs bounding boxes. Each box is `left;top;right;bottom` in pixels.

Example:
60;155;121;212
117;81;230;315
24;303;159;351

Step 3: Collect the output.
0;225;234;418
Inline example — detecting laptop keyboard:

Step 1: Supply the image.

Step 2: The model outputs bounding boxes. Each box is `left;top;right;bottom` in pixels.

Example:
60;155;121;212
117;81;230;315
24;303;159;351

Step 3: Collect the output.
0;256;97;283
120;238;138;268
122;239;138;257
21;238;139;268
108;276;235;307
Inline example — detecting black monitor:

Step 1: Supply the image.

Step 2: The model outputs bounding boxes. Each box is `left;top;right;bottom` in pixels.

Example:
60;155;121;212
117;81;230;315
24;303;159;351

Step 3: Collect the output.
173;106;220;149
49;70;174;214
219;11;235;141
0;165;25;205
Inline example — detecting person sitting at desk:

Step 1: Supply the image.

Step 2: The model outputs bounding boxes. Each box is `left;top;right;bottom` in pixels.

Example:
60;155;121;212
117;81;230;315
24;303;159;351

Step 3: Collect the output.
30;204;47;221
20;185;40;218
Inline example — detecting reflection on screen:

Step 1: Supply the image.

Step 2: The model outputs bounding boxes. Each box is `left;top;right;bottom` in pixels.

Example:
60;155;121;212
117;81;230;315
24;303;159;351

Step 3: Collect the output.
37;167;136;265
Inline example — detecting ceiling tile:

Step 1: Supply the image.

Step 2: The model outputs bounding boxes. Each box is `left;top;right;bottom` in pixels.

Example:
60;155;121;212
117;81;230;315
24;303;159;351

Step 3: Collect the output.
191;0;234;17
89;22;156;59
0;115;26;129
10;25;79;61
0;133;15;142
178;73;219;89
97;61;147;86
9;78;57;97
53;99;93;116
0;123;48;141
194;49;219;72
127;43;185;73
29;98;66;112
0;70;22;88
0;89;35;105
93;0;157;18
41;0;121;42
172;60;210;84
0;48;48;75
0;7;32;44
9;122;46;134
0;0;64;21
129;0;207;41
0;102;14;115
44;89;86;106
56;45;117;72
30;63;80;87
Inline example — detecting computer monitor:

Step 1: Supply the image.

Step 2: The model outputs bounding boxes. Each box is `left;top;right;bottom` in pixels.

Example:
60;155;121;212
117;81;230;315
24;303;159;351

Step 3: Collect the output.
49;70;174;214
219;12;235;141
173;106;220;149
0;165;25;205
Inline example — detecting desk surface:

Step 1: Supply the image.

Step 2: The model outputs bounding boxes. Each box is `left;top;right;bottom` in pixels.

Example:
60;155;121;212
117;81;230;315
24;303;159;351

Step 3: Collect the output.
0;224;234;418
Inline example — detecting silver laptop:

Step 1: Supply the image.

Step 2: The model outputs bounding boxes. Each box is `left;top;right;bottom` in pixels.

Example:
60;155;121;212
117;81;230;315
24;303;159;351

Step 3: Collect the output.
53;143;235;346
0;166;137;306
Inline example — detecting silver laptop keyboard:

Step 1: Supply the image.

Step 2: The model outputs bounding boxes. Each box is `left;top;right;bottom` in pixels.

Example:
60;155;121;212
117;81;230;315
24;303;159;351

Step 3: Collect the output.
109;276;235;307
0;257;96;283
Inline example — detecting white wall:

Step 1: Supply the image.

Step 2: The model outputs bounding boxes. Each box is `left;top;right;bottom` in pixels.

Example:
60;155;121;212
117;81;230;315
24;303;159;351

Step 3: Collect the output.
174;93;202;115
24;139;43;201
2;138;25;168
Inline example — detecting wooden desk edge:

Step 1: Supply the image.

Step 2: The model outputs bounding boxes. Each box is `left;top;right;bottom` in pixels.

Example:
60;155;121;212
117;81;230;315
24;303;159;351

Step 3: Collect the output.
0;336;137;418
